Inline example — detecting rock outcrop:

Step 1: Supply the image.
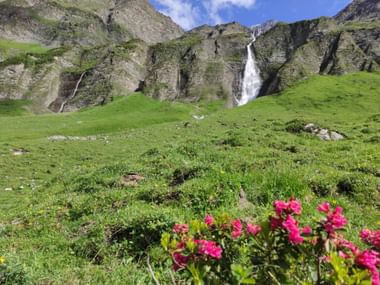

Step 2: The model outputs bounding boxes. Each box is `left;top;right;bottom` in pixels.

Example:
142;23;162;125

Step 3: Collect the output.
335;0;380;23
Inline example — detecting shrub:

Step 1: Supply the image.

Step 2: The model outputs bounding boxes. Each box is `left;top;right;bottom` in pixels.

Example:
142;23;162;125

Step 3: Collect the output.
161;199;380;285
285;119;307;133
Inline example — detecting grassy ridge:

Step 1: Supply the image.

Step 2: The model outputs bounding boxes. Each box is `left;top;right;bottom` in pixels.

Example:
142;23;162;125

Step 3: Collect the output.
0;94;198;141
0;39;51;61
0;73;379;284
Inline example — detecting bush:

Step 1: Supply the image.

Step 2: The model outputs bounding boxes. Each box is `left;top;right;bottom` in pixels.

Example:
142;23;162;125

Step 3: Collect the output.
161;199;380;285
285;119;307;133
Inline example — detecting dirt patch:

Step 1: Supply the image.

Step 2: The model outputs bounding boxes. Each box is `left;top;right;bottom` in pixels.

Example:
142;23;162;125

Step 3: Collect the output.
120;174;145;187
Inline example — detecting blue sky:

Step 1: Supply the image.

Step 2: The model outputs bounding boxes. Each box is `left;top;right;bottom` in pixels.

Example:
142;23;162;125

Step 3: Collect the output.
150;0;352;30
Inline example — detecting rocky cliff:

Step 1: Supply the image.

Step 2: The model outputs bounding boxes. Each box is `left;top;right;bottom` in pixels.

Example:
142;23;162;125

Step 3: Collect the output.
144;23;251;107
0;0;183;112
145;0;379;103
0;0;379;112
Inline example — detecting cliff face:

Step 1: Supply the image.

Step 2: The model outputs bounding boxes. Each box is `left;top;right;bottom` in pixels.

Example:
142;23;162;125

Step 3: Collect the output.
143;10;379;104
254;17;380;96
335;0;380;23
0;0;379;112
0;0;183;46
0;0;182;112
144;23;251;106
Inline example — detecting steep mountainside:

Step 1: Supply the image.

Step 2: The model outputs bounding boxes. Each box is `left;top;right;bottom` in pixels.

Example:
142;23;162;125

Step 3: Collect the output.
144;23;251;107
0;0;379;112
0;0;183;112
335;0;380;22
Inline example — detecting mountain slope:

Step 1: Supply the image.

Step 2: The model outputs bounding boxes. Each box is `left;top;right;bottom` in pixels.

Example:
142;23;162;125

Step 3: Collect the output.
0;72;379;283
335;0;380;22
0;0;379;112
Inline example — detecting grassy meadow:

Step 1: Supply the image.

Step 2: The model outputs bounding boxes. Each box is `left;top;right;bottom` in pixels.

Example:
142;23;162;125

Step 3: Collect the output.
0;72;379;284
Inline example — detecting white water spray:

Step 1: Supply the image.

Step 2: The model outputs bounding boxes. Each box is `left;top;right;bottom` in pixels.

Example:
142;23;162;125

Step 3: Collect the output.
238;31;262;106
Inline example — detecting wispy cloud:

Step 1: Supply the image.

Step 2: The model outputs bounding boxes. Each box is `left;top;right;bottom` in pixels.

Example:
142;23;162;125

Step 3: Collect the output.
203;0;257;24
153;0;201;30
152;0;257;29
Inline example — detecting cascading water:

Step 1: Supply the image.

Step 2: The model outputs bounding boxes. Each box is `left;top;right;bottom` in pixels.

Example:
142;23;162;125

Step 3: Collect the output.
238;31;262;106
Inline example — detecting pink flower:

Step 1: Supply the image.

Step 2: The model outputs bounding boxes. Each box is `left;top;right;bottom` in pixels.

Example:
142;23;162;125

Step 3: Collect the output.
274;200;289;216
282;215;304;245
317;202;331;213
231;219;243;239
334;236;359;255
369;231;380;249
302;226;312;235
195;240;223;260
355;250;380;285
204;215;214;227
360;229;380;250
339;251;351;259
173;224;189;234
289;230;304;245
247;223;261;236
288;199;302;215
361;229;373;242
270;217;283;230
172;252;189;271
324;207;347;234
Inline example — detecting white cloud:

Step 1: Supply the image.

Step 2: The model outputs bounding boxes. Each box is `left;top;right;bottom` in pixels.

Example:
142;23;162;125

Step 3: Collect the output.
154;0;201;30
203;0;257;24
153;0;257;30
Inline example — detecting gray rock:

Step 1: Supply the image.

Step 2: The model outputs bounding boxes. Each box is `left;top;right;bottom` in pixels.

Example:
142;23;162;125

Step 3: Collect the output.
330;131;345;141
304;123;316;132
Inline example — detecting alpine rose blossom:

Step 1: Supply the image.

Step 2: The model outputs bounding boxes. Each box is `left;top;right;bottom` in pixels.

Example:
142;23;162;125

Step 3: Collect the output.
288;199;302;215
274;201;289;216
317;202;331;213
324;207;347;234
282;215;304;245
195;240;223;260
231;219;243;239
173;224;189;234
355;250;380;285
247;223;261;236
172;252;189;271
270;217;283;230
360;229;380;249
302;226;312;235
204;215;214;227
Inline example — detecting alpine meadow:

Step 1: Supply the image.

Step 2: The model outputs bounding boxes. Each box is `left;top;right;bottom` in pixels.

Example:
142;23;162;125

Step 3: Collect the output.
0;0;379;284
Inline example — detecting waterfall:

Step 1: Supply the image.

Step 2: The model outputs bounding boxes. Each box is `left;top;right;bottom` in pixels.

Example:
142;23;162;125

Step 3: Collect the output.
238;31;262;106
59;71;86;113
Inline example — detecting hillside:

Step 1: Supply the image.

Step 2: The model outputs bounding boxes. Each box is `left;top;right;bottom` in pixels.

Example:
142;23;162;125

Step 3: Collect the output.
0;0;379;112
0;72;379;283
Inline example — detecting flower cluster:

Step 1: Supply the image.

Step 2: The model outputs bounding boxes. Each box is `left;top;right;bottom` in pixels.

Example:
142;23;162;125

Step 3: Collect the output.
361;229;380;250
271;199;310;245
162;199;380;285
318;202;347;234
356;250;380;285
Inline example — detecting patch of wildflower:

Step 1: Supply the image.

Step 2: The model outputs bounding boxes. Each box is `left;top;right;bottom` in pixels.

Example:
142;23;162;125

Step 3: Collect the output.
161;199;380;285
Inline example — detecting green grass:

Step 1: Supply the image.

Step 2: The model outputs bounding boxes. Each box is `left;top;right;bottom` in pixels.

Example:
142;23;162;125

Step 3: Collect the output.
0;39;51;61
0;100;30;116
0;72;379;284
